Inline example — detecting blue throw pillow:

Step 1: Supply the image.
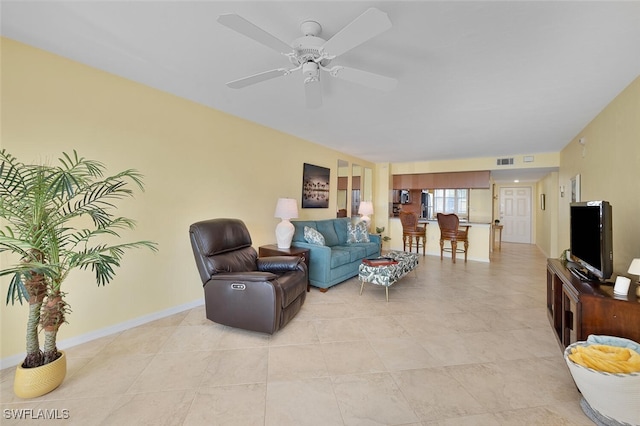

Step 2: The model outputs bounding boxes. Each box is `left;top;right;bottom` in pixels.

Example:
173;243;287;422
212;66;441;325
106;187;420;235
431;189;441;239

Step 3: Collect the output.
304;226;325;246
347;221;370;243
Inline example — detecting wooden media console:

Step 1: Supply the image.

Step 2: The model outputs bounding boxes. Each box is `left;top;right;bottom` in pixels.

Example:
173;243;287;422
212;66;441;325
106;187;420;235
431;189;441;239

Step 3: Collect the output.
546;258;640;350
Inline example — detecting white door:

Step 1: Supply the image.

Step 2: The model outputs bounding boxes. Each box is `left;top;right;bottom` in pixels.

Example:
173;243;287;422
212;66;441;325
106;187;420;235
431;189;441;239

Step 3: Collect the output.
499;187;532;244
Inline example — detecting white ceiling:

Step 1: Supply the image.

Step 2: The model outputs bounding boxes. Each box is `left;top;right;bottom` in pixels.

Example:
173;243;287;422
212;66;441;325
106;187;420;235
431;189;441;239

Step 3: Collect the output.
2;1;640;182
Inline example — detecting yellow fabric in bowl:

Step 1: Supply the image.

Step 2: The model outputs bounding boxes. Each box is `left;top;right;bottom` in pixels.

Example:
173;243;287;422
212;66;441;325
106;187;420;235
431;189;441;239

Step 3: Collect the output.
569;344;640;374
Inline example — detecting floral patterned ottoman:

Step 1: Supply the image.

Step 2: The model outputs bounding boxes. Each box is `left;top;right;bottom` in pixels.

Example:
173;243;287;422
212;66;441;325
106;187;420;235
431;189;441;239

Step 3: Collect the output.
358;251;419;301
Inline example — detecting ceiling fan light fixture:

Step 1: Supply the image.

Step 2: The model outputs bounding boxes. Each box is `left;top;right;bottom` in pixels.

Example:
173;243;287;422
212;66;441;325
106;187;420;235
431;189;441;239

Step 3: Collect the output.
303;62;320;83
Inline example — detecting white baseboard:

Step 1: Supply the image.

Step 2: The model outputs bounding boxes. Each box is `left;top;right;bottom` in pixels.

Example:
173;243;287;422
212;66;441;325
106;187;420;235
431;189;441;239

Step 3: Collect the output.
0;298;204;370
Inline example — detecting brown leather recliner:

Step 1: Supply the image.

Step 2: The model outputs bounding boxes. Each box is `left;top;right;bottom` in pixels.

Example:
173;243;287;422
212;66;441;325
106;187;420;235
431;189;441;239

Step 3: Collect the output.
189;218;307;334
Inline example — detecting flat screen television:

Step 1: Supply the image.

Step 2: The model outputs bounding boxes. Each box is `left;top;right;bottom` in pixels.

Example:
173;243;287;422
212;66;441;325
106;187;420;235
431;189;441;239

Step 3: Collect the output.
569;200;613;281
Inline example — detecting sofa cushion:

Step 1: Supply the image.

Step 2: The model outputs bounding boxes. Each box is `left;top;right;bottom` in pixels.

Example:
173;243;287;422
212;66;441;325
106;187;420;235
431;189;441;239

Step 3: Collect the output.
336;245;367;262
360;242;381;257
317;220;339;247
329;248;352;268
304;226;325;246
347;221;370;243
292;221;316;242
333;218;351;245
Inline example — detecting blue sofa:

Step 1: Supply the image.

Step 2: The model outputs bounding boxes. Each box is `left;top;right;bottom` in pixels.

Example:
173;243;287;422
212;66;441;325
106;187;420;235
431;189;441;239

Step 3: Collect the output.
291;218;381;290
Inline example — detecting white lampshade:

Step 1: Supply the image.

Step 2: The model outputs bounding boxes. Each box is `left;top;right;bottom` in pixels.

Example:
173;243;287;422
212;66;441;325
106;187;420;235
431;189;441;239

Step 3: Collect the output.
358;201;374;230
274;198;298;249
358;201;374;216
275;198;298;219
628;258;640;276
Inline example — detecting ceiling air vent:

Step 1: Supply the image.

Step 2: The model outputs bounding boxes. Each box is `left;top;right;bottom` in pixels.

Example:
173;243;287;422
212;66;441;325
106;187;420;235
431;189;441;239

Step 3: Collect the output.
496;158;514;166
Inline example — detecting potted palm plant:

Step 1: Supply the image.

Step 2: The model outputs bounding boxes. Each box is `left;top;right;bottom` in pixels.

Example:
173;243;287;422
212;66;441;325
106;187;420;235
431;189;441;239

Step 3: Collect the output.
0;149;157;398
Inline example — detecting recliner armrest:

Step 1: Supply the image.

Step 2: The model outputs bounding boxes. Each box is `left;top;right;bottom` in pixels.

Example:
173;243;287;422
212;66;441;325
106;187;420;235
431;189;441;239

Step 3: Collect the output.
257;256;302;272
209;271;278;282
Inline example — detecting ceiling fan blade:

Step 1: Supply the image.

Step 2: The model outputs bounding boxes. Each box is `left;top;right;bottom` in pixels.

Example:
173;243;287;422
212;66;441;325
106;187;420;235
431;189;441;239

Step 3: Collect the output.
226;69;289;89
329;66;397;91
305;79;323;109
321;8;392;57
217;14;292;55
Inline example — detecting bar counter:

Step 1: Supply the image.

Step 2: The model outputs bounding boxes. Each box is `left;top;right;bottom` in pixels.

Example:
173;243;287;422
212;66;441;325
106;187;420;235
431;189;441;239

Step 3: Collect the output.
387;218;491;262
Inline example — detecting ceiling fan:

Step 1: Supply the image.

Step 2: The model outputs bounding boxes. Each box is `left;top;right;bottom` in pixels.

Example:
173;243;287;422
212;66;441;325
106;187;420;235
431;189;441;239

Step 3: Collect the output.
217;8;398;108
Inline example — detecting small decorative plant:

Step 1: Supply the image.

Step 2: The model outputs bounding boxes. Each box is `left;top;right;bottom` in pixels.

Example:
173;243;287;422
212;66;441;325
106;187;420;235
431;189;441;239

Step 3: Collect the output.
375;226;391;242
0;149;157;370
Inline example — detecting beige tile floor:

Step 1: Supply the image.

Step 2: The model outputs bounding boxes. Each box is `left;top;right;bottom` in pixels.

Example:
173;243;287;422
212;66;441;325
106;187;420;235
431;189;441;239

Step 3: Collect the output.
1;243;593;425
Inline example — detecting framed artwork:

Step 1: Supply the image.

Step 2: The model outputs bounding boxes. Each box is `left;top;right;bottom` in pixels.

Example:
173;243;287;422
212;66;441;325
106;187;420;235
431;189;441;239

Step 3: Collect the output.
570;174;581;203
302;163;330;208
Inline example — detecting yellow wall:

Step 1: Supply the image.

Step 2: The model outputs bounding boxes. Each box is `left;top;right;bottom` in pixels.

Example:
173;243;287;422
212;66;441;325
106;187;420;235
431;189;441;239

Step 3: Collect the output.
373;162;393;239
558;75;640;276
0;38;373;361
535;172;559;258
469;188;492;223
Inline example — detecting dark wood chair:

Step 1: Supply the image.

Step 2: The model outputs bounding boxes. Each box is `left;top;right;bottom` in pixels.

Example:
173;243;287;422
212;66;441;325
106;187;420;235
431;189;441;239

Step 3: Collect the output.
437;213;470;263
399;211;426;255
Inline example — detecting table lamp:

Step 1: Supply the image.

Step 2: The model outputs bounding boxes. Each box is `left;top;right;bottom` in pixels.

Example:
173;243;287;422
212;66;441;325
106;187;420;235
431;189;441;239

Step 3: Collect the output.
274;198;298;249
628;258;640;297
358;201;374;230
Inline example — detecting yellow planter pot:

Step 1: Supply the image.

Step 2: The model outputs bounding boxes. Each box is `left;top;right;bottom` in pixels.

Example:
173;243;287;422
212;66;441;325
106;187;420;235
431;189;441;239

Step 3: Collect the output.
14;351;67;399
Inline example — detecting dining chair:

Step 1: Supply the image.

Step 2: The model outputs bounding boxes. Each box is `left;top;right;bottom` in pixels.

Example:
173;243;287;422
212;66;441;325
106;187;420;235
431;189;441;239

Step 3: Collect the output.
437;213;470;263
399;211;427;255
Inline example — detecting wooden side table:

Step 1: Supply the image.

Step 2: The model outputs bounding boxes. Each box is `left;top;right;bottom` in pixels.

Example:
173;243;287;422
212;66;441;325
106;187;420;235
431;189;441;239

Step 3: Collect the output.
258;244;310;291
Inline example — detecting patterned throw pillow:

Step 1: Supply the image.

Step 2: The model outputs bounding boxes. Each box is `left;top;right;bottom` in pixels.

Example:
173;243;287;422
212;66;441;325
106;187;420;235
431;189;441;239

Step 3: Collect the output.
347;221;370;243
304;226;325;246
